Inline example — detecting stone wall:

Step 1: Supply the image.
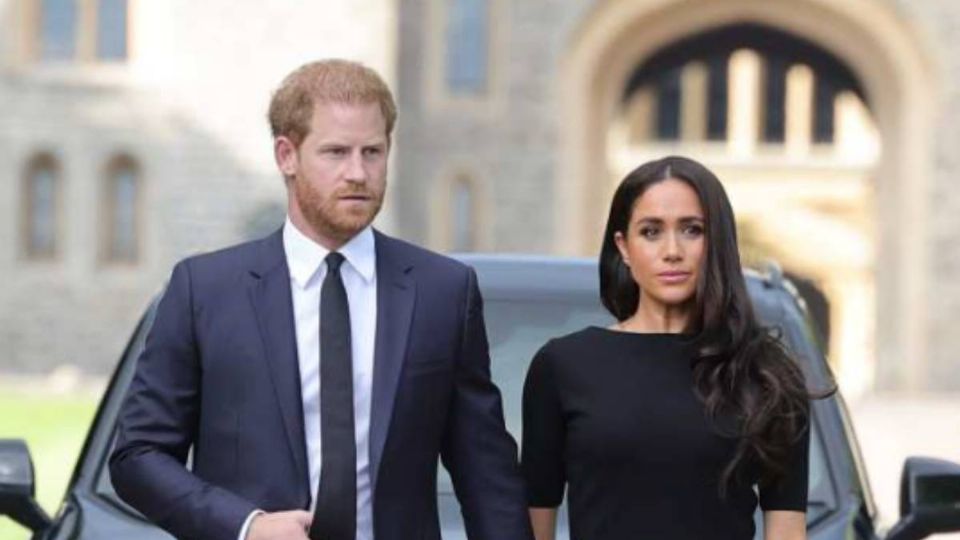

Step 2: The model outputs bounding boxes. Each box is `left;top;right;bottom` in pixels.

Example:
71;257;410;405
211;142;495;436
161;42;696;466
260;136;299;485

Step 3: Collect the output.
0;0;393;374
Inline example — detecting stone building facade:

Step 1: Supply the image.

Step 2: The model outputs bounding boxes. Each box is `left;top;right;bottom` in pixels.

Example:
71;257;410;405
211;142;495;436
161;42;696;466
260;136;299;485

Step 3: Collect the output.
0;0;395;373
2;0;959;394
394;0;960;394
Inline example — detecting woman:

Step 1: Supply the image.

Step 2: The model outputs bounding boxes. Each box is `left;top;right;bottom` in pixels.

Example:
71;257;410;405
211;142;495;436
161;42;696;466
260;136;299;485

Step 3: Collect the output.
522;156;814;540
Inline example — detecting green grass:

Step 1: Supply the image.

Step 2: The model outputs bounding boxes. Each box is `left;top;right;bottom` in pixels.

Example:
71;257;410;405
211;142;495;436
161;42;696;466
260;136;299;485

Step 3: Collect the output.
0;389;99;540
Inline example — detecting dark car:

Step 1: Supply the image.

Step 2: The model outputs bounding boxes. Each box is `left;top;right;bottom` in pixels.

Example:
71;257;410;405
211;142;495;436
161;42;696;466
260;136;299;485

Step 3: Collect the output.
2;255;959;540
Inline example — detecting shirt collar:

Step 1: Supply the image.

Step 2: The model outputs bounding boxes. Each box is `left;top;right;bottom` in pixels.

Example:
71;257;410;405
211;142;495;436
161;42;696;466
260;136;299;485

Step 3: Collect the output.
283;217;376;288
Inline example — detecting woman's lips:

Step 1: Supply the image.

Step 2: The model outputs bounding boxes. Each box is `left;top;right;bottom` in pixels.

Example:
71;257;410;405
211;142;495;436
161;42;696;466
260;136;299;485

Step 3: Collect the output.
657;271;691;284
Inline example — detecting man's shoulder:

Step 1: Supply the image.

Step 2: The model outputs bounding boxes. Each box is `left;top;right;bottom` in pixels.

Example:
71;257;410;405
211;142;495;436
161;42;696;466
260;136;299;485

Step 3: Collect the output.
176;230;281;279
376;230;471;277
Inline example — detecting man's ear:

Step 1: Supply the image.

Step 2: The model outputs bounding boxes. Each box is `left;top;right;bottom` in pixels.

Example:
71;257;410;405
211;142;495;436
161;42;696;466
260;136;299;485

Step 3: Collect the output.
275;136;298;177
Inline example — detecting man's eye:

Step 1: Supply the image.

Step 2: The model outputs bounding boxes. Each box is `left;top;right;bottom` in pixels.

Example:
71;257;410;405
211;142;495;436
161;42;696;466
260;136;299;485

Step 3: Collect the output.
325;147;348;156
363;147;382;156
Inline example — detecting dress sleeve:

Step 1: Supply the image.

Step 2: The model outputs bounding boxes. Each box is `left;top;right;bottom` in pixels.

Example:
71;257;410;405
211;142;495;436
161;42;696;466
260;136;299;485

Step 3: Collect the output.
521;343;566;507
759;414;811;512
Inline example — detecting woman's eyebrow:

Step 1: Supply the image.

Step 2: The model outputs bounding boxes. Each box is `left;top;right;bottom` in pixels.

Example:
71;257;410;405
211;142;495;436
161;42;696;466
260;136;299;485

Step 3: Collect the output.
635;216;664;224
635;216;704;224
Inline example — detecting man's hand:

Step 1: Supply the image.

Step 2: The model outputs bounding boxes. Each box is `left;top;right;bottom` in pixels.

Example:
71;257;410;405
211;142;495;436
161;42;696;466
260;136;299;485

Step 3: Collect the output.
246;510;313;540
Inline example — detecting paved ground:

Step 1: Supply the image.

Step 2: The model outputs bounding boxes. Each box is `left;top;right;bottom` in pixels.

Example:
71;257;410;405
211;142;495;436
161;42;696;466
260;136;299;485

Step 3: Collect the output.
849;393;960;538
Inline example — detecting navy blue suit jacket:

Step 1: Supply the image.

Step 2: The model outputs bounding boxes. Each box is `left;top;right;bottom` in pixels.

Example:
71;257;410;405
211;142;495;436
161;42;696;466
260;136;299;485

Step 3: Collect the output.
109;229;532;540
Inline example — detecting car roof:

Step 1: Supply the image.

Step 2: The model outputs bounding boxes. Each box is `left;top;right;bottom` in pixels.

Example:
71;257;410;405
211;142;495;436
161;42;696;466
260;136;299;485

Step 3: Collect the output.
454;254;599;301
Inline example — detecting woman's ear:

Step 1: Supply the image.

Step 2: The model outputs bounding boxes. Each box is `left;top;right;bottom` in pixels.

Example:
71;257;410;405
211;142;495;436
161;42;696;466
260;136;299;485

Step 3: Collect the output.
614;231;630;267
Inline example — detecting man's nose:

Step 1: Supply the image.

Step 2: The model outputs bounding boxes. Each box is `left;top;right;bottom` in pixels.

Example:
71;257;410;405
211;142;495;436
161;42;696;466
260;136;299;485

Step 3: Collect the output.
344;151;368;182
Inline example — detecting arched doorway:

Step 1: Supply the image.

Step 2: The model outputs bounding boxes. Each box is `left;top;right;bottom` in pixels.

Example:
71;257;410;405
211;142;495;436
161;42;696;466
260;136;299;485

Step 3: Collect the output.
557;0;936;395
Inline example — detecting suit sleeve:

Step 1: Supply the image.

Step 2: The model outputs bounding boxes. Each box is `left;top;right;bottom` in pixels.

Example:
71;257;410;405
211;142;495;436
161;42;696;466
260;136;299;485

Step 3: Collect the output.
440;267;534;540
109;261;257;540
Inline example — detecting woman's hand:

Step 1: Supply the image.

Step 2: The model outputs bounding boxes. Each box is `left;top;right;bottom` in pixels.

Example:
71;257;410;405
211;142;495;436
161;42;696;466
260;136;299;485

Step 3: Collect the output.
529;507;558;540
763;510;806;540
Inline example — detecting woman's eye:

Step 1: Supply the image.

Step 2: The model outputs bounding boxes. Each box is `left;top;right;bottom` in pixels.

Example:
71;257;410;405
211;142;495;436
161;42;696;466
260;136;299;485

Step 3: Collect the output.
683;224;704;236
639;227;660;239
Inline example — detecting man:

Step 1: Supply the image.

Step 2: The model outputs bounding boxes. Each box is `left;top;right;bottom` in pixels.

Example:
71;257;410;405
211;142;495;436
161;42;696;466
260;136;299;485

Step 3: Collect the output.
110;59;533;540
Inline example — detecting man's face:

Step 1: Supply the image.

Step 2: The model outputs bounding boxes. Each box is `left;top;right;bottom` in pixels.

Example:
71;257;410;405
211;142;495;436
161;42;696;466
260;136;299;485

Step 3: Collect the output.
276;101;389;249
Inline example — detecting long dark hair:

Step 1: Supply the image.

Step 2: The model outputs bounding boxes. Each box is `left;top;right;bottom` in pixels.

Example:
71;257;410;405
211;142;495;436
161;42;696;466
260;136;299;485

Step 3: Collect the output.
599;155;815;491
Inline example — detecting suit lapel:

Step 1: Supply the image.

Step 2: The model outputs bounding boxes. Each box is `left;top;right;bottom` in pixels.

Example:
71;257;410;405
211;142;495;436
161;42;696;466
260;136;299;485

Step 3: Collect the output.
369;231;416;492
247;230;309;488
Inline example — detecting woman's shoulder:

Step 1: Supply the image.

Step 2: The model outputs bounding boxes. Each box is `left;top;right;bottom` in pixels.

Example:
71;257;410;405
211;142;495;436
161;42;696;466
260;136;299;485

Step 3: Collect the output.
527;327;601;384
535;326;610;360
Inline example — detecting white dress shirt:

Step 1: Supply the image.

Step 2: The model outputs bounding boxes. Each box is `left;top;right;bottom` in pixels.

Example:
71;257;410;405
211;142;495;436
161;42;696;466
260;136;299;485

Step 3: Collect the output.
240;218;377;539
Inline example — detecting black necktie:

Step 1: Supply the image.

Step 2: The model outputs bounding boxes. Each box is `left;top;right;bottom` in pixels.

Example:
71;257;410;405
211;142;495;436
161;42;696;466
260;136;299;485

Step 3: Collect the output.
309;252;357;540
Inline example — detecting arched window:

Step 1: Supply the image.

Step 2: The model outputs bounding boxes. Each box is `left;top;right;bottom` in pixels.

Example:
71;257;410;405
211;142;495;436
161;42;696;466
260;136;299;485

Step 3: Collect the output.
96;0;128;60
22;154;61;259
451;176;476;251
40;0;77;60
445;0;489;95
102;156;140;263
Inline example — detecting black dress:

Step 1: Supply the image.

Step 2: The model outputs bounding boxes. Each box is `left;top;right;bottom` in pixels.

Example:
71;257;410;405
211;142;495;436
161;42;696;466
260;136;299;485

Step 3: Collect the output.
521;327;808;540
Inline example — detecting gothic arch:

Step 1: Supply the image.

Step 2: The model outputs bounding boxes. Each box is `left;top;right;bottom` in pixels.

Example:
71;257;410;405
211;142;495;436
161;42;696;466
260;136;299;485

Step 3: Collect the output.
557;0;938;390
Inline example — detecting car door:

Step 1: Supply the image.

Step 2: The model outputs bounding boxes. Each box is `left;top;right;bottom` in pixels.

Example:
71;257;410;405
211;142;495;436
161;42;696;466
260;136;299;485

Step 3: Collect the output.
39;301;173;540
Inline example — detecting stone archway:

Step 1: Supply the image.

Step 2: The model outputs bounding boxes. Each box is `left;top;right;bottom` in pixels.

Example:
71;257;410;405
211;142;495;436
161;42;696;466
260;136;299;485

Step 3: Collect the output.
557;0;937;392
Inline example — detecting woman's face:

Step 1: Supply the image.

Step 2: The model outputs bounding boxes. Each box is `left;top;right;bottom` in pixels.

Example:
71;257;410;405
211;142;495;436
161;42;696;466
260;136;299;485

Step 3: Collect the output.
615;178;706;314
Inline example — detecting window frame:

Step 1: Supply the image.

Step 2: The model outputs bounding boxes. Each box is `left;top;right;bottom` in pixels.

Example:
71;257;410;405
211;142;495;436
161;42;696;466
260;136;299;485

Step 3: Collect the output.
20;152;63;261
100;154;142;265
425;0;507;114
23;0;131;64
